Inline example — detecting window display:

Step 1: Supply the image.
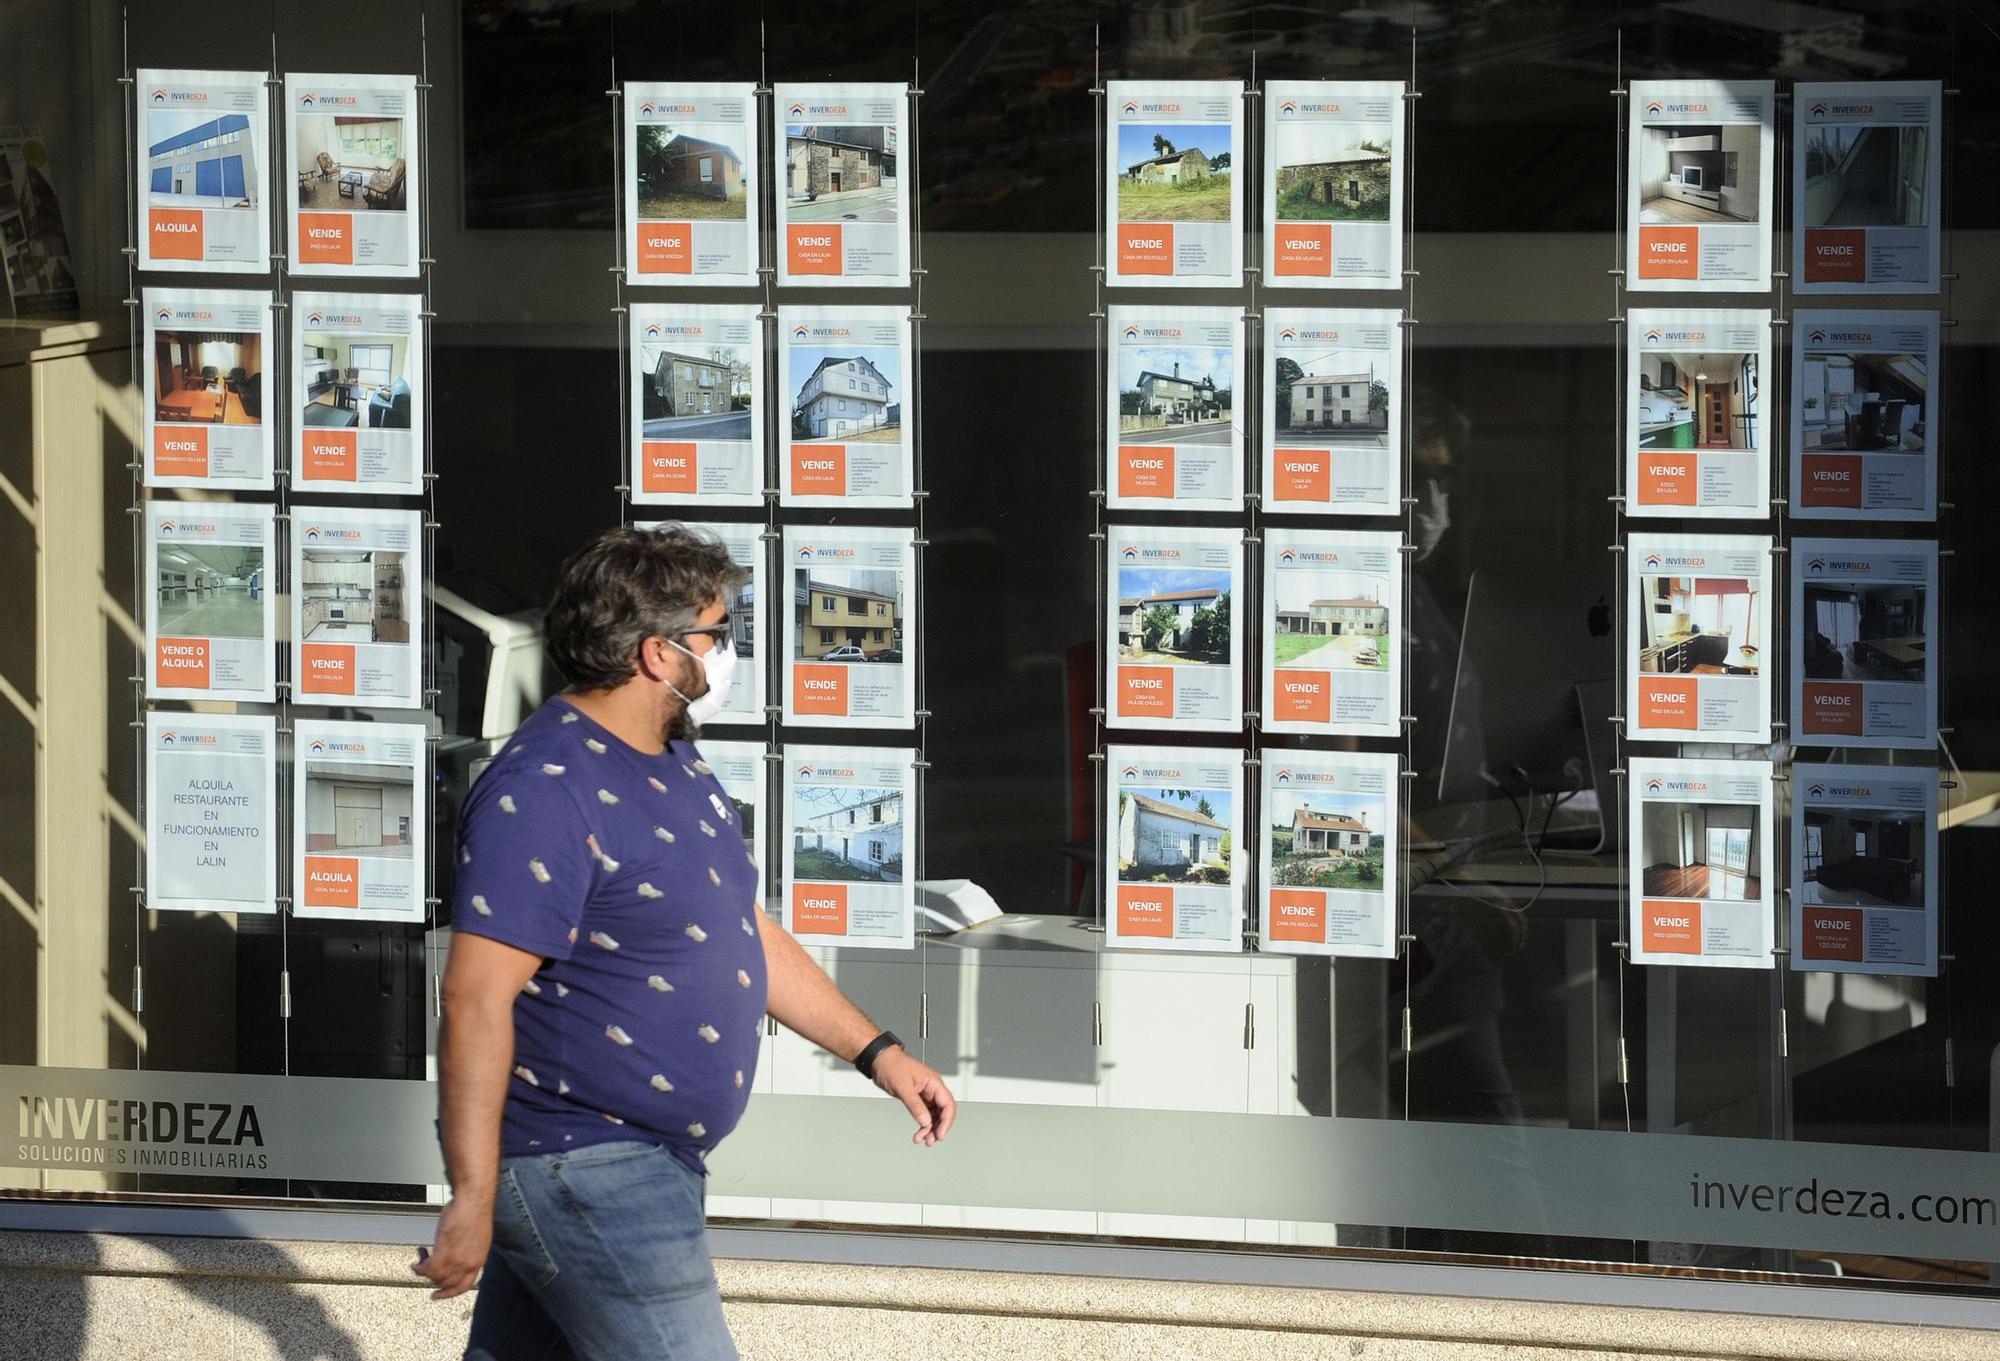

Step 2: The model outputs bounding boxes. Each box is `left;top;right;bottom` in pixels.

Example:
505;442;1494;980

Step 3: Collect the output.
780;745;915;949
290;291;425;495
1791;538;1938;748
1792;763;1939;977
1790;310;1939;520
1106;304;1243;511
1258;749;1398;958
1627;755;1775;969
778;305;913;507
1626;79;1774;291
1260;308;1401;514
292;719;428;924
623;82;759;288
1625;308;1770;517
781;526;915;728
1262;80;1405;289
135;68;270;273
1625;531;1772;743
1105;524;1244;734
629;304;763;507
773;83;909;287
142;287;273;489
1105;744;1244;953
145;500;276;703
283;72;420;277
289;505;424;710
144;712;277;916
1260;527;1403;737
1794;82;1942;295
1104;80;1243;287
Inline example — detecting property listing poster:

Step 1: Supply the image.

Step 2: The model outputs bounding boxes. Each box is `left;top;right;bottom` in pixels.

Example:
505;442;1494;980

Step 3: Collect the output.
1261;308;1401;514
1261;527;1402;737
630;304;763;506
1626;532;1773;744
1792;538;1937;749
284;73;420;278
1627;756;1775;969
290;506;423;710
1794;83;1942;295
136;69;270;273
1105;80;1243;288
773;83;909;287
290;291;424;495
1107;305;1243;511
1263;80;1404;288
783;526;915;729
1790;310;1938;520
780;306;912;508
635;519;766;725
1626;80;1774;292
1259;749;1398;958
145;712;277;915
781;745;915;950
292;719;427;923
623;83;758;287
143;288;274;490
146;500;276;703
1792;763;1938;977
1105;744;1244;953
1107;525;1244;734
696;738;768;897
1625;308;1770;517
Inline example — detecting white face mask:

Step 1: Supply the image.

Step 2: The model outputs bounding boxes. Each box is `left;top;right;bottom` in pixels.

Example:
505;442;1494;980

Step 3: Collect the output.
667;636;736;727
1413;477;1451;560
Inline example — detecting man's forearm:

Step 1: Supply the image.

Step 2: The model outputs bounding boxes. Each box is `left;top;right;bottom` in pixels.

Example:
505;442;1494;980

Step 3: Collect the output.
438;994;515;1205
757;906;882;1063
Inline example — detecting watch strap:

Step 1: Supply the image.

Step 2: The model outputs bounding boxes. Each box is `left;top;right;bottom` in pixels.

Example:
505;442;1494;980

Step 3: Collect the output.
853;1030;903;1080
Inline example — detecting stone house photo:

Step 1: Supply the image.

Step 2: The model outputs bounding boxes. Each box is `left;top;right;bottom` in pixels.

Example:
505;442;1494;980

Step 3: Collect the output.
1117;789;1231;883
794;788;904;882
1272;122;1393;223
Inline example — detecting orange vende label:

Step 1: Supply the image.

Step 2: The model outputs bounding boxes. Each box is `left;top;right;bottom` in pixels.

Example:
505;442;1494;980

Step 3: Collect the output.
155;636;211;690
788;224;843;276
1268;889;1327;944
1272;224;1331;277
297;211;354;265
1803;228;1866;285
300;643;356;695
1639;677;1700;730
1641;898;1702;954
1637;226;1699;280
790;443;847;497
635;221;693;274
149;208;204;261
1117;223;1173;275
1117;665;1174;718
1800;453;1864;509
1271;447;1331;502
152;425;210;478
1802;682;1866;736
792;662;850;717
300;430;358;481
791;883;849;936
1637;450;1699;506
641;441;698;494
1116;885;1175;939
1272;669;1331;725
1117;444;1175;498
1802;906;1864;961
303;855;362;908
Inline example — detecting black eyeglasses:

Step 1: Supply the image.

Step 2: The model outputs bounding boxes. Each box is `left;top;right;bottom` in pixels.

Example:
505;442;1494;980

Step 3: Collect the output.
676;622;733;648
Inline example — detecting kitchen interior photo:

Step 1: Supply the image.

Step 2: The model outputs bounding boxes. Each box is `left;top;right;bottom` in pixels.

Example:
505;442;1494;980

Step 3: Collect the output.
153;330;263;424
300;548;408;644
1637;122;1762;224
1639;573;1759;676
300;331;412;431
1636;349;1756;450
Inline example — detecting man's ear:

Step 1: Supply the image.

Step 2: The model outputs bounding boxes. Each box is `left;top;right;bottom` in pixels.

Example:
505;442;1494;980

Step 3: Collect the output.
632;634;667;682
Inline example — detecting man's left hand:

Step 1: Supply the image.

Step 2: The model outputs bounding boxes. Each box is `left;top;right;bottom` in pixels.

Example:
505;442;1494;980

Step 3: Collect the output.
871;1048;956;1147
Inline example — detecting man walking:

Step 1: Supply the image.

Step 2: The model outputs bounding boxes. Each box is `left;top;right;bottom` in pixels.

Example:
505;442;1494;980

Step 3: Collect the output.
415;525;956;1358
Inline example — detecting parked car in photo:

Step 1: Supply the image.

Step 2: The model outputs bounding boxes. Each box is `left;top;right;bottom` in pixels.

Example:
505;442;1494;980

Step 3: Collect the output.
821;644;867;661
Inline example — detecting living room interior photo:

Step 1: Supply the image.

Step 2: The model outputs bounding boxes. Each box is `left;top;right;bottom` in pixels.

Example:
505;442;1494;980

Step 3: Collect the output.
1636;349;1756;450
299;331;411;430
1802;123;1928;228
153;330;262;424
1638;573;1760;676
1640;799;1761;901
1802;806;1923;908
1802;580;1926;682
1799;346;1926;452
299;548;408;645
295;114;407;212
1636;121;1761;224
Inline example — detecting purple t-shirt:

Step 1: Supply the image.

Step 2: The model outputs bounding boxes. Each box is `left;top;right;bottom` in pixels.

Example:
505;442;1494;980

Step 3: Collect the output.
452;698;768;1173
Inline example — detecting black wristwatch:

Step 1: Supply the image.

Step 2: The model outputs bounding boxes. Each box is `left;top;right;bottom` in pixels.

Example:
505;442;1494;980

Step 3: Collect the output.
853;1030;903;1080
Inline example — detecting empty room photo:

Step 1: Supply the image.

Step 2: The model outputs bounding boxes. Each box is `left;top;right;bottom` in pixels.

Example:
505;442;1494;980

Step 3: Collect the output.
1118;124;1232;222
1636;348;1757;450
635;124;747;220
153;327;263;425
640;340;752;441
1267;789;1386;891
147;109;257;208
1271;120;1390;224
295;113;407;212
304;760;415;859
299;548;408;644
1119;343;1234;446
1637;120;1761;224
1638;573;1760;676
1803;122;1927;228
1799;344;1926;453
791;346;899;444
784;123;897;222
1802;580;1926;683
793;568;899;660
1117;567;1231;667
1640;799;1761;901
793;786;902;882
155;545;263;639
1118;786;1232;885
299;327;411;430
1274;351;1387;447
1802;806;1924;908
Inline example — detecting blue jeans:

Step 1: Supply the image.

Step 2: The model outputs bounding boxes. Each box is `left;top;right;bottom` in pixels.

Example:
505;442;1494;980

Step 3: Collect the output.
465;1141;738;1360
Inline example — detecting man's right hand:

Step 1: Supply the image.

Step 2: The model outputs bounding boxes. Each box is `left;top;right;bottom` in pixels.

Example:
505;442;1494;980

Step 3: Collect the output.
414;1194;493;1301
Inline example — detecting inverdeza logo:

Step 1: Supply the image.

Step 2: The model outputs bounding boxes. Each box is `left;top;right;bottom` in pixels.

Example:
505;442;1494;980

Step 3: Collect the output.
1127;325;1184;341
161;308;215;324
1645;553;1708;570
297;92;358;108
1278;548;1346;565
301;526;363;542
1811;329;1874;345
1121;100;1140;116
1122;546;1183;562
1277;326;1299;342
795;325;852;341
637;101;696;117
798;764;856;780
308;737;368;756
155;307;175;325
159;519;219;537
1134;766;1185;782
159;731;218;747
1129;101;1183;115
1275;768;1346;786
1282;100;1342;116
793;102;849;118
1647;777;1710;795
1285;327;1345;343
796;544;857;561
1648;100;1708;116
154;89;209;104
1644;328;1707;345
1814;782;1875;799
1806;557;1871;575
1120;765;1141;780
150;89;171;104
1812;102;1875;119
1274;768;1293;784
642;322;703;339
306;311;364;327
